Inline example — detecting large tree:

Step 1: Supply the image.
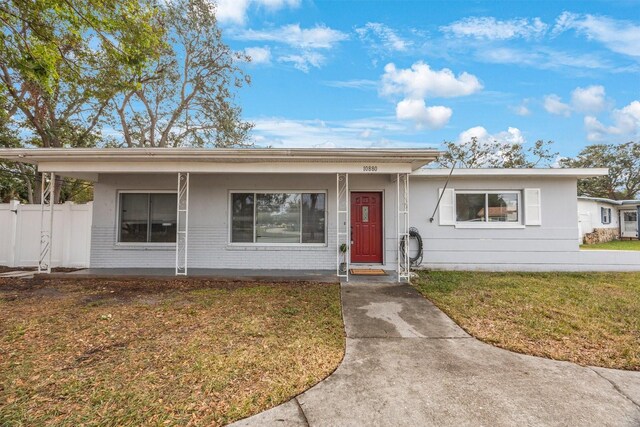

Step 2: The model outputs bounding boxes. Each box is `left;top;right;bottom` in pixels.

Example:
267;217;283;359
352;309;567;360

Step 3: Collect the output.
561;141;640;200
437;138;558;169
1;0;165;148
111;0;253;148
1;0;165;201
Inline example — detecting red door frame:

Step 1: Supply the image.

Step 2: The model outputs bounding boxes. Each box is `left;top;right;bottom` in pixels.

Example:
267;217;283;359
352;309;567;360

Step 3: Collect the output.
350;192;383;264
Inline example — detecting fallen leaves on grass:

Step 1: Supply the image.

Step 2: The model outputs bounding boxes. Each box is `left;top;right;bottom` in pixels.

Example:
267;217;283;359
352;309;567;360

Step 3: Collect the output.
413;271;640;370
0;277;344;426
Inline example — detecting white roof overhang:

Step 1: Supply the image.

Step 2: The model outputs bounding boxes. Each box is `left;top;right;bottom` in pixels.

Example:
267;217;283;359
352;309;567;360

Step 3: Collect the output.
0;148;442;181
412;168;609;179
578;196;640;206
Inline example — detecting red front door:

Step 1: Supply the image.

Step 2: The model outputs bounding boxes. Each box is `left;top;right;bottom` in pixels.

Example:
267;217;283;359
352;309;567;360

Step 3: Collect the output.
351;192;383;263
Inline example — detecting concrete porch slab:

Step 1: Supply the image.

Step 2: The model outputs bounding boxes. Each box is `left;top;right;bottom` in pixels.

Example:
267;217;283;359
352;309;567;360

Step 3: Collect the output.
52;268;338;283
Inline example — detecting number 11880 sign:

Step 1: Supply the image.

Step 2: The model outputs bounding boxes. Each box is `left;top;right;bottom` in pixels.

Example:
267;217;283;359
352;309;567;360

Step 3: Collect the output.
363;165;378;172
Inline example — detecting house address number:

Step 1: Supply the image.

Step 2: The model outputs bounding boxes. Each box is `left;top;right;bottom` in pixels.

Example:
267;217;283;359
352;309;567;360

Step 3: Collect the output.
363;165;378;172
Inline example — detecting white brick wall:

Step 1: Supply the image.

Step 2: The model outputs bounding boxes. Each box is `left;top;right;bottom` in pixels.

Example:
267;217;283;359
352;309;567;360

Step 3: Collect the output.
89;173;388;270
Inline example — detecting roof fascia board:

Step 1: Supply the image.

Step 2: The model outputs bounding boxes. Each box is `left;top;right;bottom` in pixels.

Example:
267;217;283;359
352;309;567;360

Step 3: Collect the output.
578;196;640;206
412;168;609;179
37;160;413;174
0;148;441;161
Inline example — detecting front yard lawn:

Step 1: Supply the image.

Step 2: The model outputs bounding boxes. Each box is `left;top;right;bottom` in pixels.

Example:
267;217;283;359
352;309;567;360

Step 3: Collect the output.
0;277;344;426
580;240;640;250
414;271;640;370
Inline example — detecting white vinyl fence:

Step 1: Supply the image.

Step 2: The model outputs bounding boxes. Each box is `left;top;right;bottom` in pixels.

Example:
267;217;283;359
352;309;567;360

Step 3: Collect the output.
0;201;93;268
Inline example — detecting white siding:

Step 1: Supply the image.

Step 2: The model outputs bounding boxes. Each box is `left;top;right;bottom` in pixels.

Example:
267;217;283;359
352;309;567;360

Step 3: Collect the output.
411;176;595;271
90;173;403;270
577;199;619;238
87;172;640;272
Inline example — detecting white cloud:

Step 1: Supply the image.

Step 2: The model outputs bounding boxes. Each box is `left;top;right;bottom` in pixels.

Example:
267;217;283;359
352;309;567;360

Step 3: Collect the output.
585;100;640;141
230;24;348;72
553;12;640;58
250;117;423;148
323;79;378;90
215;0;300;25
571;85;606;113
278;51;324;72
480;46;617;73
381;62;483;99
584;116;614;142
356;22;412;53
441;16;548;40
543;94;572;117
380;61;481;129
613;101;640;134
396;100;452;130
511;103;531;116
458;126;525;145
233;24;348;49
510;99;531;116
544;85;608;118
359;129;372;138
244;46;271;64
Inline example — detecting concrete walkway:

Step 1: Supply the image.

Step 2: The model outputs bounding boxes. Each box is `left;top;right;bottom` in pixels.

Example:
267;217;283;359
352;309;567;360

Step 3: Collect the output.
232;280;640;427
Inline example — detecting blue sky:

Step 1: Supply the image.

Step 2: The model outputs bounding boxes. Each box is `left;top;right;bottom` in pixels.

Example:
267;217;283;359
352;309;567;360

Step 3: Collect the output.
217;0;640;157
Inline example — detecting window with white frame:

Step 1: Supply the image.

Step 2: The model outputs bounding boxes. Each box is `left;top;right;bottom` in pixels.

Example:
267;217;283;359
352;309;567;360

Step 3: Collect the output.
601;207;612;224
455;191;520;224
230;192;326;244
119;193;177;243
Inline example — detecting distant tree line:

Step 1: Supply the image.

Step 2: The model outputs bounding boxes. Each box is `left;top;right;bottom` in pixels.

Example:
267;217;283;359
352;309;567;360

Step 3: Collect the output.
437;139;640;200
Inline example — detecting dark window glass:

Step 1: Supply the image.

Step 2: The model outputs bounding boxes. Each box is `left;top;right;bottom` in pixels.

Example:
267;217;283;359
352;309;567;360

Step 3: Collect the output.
119;193;176;243
231;193;254;242
456;193;486;222
120;194;149;242
149;194;177;242
302;193;325;243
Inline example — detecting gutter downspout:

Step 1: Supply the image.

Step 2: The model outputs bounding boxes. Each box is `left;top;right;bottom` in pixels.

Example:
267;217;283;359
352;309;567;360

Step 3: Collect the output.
429;162;456;223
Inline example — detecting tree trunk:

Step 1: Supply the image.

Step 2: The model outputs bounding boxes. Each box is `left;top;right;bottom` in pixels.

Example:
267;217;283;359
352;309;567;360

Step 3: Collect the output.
34;172;42;204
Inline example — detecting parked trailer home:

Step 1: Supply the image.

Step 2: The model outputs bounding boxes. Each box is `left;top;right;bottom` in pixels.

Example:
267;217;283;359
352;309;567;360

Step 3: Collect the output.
1;148;639;278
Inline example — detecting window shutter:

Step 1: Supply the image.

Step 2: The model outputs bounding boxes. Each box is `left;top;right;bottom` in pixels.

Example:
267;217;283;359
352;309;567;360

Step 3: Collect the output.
524;188;542;226
438;188;455;225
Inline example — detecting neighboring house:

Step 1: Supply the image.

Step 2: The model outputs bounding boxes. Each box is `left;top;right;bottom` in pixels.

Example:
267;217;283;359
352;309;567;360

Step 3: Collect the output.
1;148;638;278
578;196;640;243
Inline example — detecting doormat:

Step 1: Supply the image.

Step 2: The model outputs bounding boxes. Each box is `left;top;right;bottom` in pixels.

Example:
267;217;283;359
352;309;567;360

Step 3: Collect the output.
349;269;387;276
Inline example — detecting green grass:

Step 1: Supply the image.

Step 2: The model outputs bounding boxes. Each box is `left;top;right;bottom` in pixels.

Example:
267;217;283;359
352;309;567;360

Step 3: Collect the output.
580;240;640;250
413;271;640;370
0;278;345;426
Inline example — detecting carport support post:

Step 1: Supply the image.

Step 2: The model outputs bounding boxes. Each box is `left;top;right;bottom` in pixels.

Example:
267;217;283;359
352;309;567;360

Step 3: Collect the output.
337;173;349;282
397;173;410;283
38;172;55;274
176;172;190;276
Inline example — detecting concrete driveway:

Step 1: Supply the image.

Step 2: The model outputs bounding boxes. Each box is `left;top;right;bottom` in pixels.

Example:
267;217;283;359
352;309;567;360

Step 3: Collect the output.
232;280;640;427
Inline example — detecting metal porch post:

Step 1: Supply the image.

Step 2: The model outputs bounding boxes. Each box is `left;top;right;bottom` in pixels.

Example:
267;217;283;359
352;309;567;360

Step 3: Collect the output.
397;173;410;283
38;172;55;273
176;172;190;275
337;173;349;282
